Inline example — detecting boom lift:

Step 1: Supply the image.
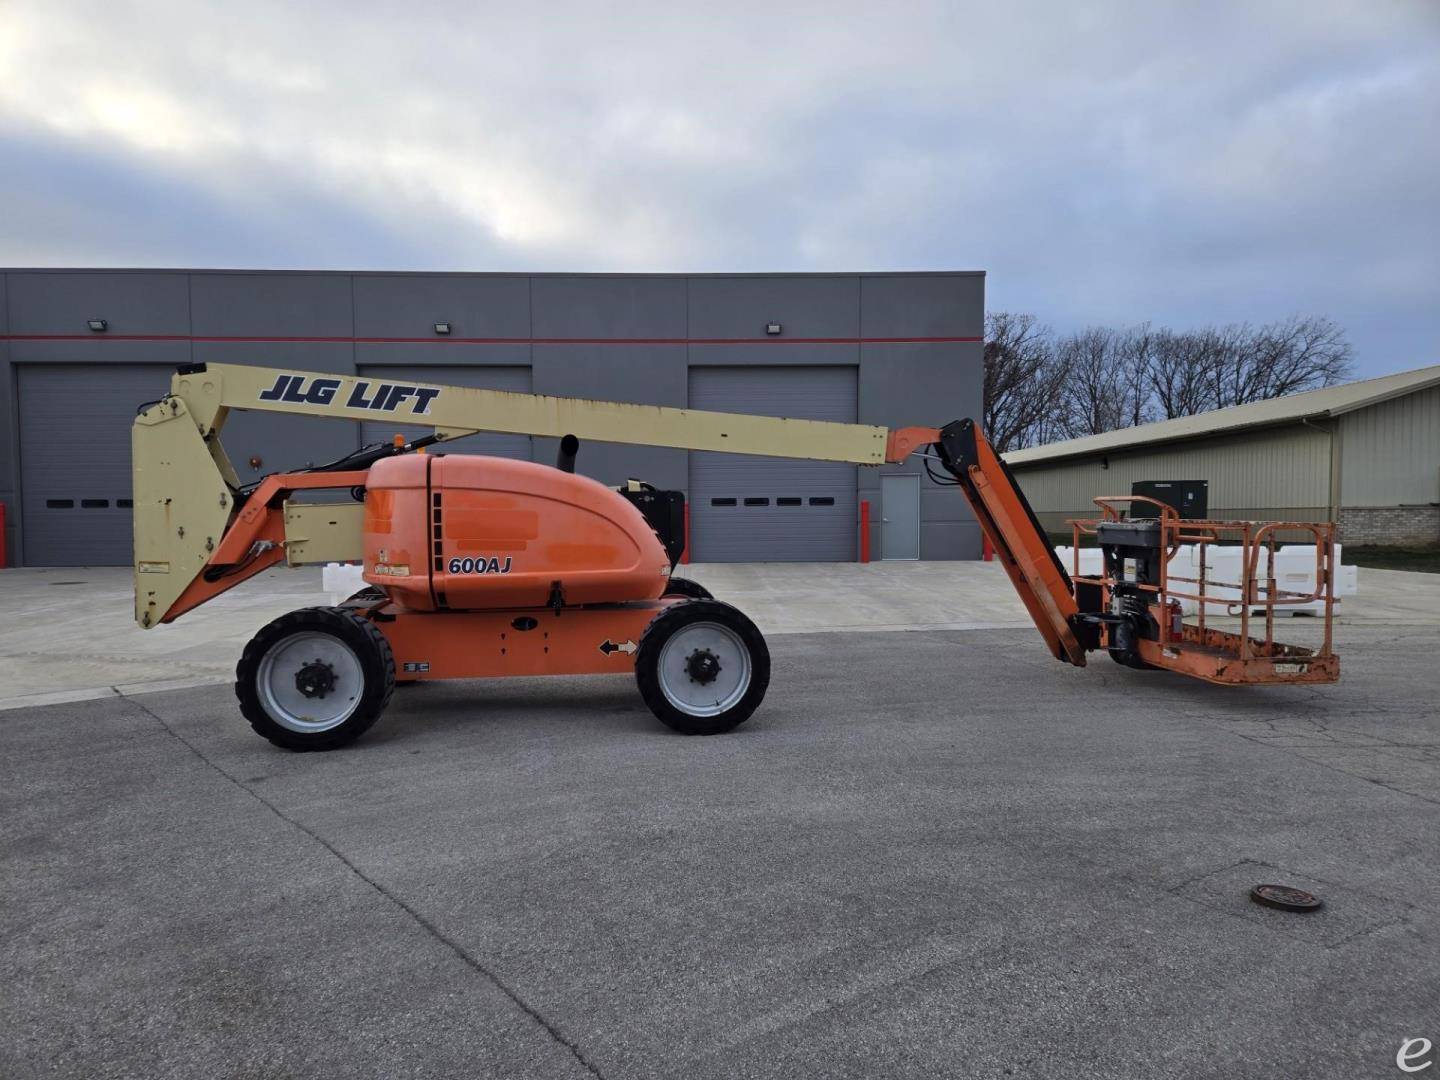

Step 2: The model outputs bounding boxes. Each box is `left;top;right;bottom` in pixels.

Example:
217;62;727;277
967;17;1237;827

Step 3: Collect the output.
132;363;1339;751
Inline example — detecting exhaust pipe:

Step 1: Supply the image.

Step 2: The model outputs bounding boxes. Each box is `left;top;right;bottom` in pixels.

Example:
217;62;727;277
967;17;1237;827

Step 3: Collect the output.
556;434;579;473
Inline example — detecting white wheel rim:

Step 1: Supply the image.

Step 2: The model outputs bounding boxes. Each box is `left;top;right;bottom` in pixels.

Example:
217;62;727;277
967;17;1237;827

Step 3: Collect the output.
256;631;365;733
657;621;752;717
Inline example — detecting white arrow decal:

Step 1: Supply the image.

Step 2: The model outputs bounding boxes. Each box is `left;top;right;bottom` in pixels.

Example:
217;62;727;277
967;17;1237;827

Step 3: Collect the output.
598;639;638;656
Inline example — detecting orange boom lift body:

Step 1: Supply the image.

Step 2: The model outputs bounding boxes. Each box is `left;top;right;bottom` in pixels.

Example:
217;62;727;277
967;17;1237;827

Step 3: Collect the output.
132;364;1338;751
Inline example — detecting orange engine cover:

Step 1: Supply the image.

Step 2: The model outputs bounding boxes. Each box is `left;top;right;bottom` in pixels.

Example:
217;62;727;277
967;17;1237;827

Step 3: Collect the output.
362;454;670;611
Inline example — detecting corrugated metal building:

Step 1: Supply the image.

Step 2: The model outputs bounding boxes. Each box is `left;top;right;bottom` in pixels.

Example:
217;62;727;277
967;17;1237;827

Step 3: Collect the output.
1004;364;1440;544
0;269;985;567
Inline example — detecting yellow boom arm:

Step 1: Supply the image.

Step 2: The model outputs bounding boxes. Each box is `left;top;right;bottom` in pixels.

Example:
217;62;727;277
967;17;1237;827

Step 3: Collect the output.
132;362;1084;672
133;363;936;626
166;362;902;462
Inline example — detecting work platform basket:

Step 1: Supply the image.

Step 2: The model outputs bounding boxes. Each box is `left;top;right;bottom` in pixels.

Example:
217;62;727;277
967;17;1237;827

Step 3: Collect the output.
1067;497;1339;685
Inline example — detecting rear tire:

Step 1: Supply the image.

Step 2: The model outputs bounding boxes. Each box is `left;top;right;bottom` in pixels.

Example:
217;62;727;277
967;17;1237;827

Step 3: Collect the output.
236;607;395;751
663;577;713;600
635;600;769;735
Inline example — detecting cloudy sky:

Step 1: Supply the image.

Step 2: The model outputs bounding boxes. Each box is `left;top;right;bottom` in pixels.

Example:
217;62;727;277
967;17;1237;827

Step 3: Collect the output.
1;0;1435;375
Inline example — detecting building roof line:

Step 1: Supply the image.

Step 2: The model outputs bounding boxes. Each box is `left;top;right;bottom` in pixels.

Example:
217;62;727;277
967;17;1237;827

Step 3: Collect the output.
0;333;980;346
1005;363;1440;466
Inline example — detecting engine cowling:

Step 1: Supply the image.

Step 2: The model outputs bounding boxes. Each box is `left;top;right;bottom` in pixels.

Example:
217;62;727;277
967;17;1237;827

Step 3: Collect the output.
362;454;670;611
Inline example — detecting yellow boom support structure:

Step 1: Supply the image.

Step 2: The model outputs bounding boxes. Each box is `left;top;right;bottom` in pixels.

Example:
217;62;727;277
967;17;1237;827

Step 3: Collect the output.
133;363;934;628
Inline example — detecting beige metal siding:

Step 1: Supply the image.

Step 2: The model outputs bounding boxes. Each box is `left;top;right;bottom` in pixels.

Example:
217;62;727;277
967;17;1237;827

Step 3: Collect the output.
1338;385;1440;507
1010;424;1331;530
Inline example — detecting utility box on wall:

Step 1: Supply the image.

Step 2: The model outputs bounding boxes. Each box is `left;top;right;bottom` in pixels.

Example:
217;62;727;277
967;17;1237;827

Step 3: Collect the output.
1130;480;1209;520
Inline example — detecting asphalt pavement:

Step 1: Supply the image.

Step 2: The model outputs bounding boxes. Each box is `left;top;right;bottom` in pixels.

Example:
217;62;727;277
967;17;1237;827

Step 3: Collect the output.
3;622;1436;1079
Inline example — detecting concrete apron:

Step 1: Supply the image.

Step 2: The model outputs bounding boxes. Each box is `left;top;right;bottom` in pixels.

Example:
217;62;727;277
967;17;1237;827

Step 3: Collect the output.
1;562;1436;711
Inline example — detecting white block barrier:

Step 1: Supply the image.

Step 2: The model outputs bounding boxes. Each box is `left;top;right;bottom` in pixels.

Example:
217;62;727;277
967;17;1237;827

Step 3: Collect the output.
1186;544;1357;616
323;562;367;606
1053;546;1104;578
1051;543;1357;617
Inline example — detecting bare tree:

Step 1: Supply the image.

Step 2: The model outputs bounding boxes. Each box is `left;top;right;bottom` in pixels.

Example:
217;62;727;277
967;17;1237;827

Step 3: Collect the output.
1217;315;1354;406
983;312;1063;452
1149;326;1228;418
986;311;1354;444
1056;326;1129;437
1113;323;1156;429
1147;316;1353;417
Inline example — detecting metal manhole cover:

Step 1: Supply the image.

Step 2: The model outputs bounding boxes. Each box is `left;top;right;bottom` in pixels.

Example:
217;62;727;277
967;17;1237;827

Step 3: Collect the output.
1250;884;1323;912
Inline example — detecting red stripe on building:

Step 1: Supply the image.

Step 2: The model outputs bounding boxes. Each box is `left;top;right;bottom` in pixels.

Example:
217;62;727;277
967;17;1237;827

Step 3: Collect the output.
0;334;981;345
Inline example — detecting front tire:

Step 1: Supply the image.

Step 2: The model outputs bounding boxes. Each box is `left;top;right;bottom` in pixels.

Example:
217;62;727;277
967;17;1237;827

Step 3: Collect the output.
635;599;769;735
236;607;395;751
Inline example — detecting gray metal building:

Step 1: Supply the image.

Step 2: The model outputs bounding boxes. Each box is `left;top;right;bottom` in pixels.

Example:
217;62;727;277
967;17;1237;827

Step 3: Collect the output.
0;269;984;567
1004;364;1440;544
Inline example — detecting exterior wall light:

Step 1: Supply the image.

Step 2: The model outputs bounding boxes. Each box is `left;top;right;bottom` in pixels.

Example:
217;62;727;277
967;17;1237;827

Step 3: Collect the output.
765;321;782;336
87;319;108;332
433;322;452;335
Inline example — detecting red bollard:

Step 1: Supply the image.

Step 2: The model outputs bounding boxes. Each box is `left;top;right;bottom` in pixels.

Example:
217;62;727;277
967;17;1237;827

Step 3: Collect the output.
982;533;994;561
859;500;870;563
681;502;691;565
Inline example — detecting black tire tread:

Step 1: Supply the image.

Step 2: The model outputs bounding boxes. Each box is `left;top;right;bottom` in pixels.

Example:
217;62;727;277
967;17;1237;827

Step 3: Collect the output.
635;599;769;736
235;606;395;752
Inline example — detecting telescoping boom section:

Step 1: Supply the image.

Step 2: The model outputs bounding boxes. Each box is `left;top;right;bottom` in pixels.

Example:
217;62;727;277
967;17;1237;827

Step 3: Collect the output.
133;362;1337;722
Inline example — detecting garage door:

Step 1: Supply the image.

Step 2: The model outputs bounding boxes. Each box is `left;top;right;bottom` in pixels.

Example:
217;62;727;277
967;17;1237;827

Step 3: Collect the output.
18;364;169;566
357;365;532;460
689;366;857;562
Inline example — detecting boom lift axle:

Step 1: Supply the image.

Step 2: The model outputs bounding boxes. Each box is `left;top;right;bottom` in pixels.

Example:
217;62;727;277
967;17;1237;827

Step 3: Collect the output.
132;363;1338;751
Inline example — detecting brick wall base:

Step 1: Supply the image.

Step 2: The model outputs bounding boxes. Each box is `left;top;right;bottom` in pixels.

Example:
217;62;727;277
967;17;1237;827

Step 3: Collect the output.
1339;506;1440;546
